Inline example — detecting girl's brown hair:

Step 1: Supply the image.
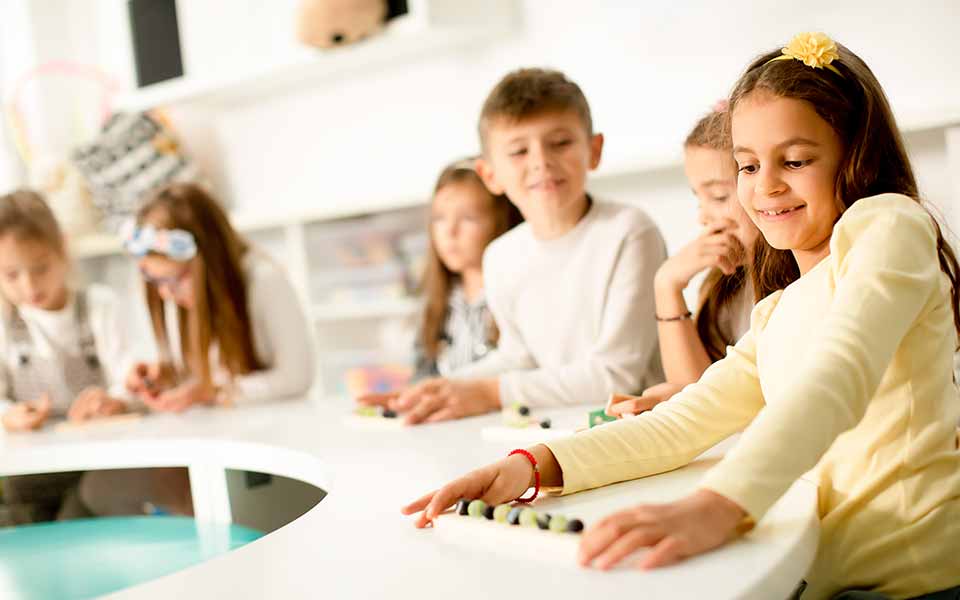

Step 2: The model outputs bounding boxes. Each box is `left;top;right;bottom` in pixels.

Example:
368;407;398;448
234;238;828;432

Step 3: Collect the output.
0;189;66;255
686;111;748;361
730;42;960;340
137;183;263;385
419;159;523;361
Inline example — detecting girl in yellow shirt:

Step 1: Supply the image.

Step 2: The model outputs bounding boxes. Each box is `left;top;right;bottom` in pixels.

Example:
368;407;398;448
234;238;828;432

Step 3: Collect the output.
404;34;960;600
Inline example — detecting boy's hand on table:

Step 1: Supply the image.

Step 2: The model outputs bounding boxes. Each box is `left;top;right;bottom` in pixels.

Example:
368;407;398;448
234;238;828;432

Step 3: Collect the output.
605;382;684;418
2;393;52;432
577;488;749;571
68;387;128;422
390;378;500;425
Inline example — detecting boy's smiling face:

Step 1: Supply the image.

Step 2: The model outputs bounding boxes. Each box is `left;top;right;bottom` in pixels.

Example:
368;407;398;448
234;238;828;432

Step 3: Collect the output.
477;110;603;238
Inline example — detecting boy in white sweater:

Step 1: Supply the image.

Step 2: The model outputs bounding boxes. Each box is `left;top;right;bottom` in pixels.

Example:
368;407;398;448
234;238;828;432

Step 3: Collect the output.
361;68;666;424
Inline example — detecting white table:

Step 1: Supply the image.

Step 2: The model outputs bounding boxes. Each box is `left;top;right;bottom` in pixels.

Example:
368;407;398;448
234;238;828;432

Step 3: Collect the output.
0;396;819;599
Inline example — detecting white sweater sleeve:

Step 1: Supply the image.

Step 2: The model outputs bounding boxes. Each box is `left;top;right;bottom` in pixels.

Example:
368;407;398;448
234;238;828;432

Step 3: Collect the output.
449;243;537;382
232;262;316;404
500;225;665;407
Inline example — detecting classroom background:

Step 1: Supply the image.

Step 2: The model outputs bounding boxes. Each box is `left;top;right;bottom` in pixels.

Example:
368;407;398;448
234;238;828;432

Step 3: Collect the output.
1;0;958;398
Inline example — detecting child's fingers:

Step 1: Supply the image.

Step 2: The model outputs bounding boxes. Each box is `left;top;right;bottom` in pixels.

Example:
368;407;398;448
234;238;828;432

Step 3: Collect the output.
591;528;661;571
357;392;397;407
403;394;446;425
401;489;438;516
637;536;687;570
423;408;457;423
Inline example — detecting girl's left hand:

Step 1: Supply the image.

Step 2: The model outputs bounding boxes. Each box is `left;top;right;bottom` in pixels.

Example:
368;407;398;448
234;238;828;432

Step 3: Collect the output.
68;387;128;422
578;489;749;570
144;379;216;413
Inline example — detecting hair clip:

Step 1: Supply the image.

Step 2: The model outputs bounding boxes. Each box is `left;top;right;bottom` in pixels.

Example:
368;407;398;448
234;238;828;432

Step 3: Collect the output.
121;220;197;261
766;32;844;77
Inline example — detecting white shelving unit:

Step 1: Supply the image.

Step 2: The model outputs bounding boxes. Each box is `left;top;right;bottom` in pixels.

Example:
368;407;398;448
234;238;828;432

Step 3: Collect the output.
113;0;519;112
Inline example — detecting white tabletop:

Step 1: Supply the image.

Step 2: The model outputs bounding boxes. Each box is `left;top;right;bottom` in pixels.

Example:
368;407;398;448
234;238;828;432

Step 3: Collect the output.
0;396;819;600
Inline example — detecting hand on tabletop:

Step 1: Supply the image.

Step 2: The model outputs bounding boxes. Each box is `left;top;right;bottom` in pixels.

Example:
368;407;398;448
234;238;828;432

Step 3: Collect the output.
142;378;216;413
67;386;127;422
577;488;748;571
2;393;52;432
605;382;685;418
402;452;538;528
363;378;500;425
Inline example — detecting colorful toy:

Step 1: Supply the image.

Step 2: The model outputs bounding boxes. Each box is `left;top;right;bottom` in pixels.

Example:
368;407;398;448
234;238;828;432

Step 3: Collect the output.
451;499;584;535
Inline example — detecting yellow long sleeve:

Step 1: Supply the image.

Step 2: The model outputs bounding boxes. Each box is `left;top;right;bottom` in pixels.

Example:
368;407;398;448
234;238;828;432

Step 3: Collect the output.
546;194;960;599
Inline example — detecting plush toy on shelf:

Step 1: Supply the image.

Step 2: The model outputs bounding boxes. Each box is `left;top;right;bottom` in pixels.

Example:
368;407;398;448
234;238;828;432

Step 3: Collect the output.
295;0;408;49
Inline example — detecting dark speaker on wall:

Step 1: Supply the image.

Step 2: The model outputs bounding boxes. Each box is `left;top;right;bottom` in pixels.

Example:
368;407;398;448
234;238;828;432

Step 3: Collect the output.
127;0;184;87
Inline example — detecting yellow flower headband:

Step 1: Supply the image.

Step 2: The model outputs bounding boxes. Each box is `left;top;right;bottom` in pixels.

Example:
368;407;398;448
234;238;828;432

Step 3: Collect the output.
766;32;843;77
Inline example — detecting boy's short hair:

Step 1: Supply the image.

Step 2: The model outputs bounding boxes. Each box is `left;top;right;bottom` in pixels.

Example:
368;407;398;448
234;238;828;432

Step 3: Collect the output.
478;68;593;149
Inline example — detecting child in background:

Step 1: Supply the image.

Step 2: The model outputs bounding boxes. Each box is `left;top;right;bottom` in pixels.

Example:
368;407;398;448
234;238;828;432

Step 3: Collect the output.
362;68;667;424
608;106;760;416
123;183;315;408
404;34;960;600
412;158;523;380
0;189;134;521
79;183;316;517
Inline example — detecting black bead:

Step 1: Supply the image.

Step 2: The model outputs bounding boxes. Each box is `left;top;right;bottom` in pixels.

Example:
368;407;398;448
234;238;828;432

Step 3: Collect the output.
537;513;552;530
518;406;530;416
456;499;470;516
539;418;552;429
483;505;495;520
507;506;523;525
567;519;584;533
382;409;397;419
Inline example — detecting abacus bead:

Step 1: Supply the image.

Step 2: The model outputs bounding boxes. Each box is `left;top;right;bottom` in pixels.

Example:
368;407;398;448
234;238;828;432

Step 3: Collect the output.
507;506;523;525
483;505;495;520
566;519;584;533
493;504;512;523
518;406;531;416
537;513;552;530
549;515;569;532
468;500;487;518
518;509;539;528
456;499;470;516
539;418;552;429
382;409;397;419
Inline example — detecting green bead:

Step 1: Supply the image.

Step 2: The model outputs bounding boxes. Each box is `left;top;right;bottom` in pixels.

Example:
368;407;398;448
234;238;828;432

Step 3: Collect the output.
493;504;512;523
549;515;569;533
467;500;487;518
355;406;379;417
518;508;539;528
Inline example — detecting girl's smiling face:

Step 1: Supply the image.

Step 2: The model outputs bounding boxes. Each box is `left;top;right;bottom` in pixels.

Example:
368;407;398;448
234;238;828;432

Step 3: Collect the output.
732;91;844;273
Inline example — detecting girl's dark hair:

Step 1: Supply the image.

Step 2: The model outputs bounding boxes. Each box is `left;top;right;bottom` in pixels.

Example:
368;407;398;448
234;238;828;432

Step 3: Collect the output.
419;159;523;360
730;41;960;341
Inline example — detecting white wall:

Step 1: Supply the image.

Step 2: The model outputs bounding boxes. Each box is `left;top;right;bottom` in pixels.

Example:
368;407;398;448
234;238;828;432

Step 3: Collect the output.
158;0;960;255
6;0;960;265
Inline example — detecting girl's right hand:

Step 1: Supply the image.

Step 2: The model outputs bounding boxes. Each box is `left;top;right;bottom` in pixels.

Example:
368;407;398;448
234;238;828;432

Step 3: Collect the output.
402;453;536;528
654;219;745;293
125;362;166;399
2;394;52;432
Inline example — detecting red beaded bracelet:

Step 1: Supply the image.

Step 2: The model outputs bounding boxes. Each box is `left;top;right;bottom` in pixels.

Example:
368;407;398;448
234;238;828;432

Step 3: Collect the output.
509;448;540;503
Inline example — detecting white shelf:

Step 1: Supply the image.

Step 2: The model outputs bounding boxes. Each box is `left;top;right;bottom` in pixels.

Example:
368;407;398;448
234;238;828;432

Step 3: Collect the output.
311;298;420;323
69;194;428;260
114;2;517;112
